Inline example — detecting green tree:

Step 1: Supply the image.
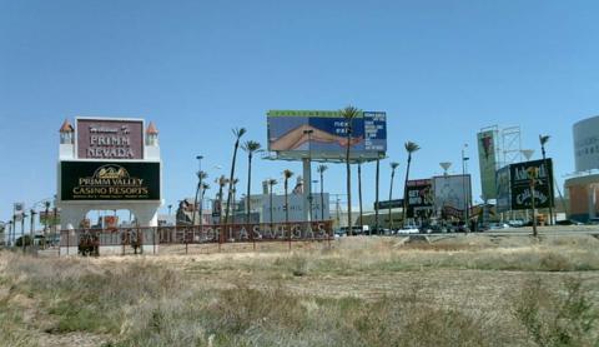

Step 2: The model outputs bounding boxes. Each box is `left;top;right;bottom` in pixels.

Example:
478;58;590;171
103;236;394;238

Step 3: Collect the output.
341;105;361;235
389;162;399;230
224;127;246;225
242;140;262;226
216;175;229;225
268;179;278;229
283;170;294;224
402;141;420;227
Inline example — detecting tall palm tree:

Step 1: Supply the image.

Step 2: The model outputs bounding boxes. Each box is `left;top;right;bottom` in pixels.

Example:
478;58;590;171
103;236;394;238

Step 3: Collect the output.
283;170;294;246
199;182;210;233
242;140;262;226
341;105;361;235
283;170;294;224
389;162;400;230
317;164;328;221
268;179;278;229
216;175;229;225
193;171;208;225
224;127;247;225
231;178;239;225
402;141;421;227
539;134;553;225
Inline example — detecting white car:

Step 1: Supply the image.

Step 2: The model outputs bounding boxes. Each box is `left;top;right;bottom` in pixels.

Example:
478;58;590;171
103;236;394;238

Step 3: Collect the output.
396;226;420;234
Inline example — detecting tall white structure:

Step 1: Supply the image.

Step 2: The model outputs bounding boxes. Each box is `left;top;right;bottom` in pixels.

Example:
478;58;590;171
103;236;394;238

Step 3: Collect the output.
57;117;163;254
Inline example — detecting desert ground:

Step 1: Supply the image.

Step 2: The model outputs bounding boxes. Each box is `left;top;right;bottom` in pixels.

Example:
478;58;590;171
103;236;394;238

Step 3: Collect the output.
1;227;598;347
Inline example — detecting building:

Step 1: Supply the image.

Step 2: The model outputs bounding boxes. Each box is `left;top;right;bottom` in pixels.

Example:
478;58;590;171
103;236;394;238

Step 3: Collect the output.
565;115;599;222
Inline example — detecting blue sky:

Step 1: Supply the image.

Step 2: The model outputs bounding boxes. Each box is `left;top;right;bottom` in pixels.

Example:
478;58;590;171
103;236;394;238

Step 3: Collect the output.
1;0;598;222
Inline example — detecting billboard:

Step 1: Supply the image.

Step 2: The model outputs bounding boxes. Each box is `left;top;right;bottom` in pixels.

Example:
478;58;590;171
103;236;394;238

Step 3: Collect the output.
495;166;511;213
406;179;434;218
510;159;554;210
13;202;25;222
77;118;144;160
60;161;160;201
374;199;403;210
39;210;60;226
267;110;386;160
433;174;471;218
477;130;499;199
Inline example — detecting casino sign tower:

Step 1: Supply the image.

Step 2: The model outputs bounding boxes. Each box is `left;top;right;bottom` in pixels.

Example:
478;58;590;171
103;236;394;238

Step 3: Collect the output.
56;117;162;254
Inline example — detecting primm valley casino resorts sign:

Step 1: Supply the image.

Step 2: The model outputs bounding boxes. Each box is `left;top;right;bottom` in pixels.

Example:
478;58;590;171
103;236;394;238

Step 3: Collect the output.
61;161;160;201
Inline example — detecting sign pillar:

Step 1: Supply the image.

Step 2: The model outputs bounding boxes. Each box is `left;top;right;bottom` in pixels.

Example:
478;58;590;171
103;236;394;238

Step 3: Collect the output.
303;158;312;223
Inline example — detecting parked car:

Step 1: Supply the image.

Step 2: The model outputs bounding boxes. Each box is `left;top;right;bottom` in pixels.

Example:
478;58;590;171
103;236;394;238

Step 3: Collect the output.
396;225;419;234
488;222;510;230
507;220;524;228
555;219;583;226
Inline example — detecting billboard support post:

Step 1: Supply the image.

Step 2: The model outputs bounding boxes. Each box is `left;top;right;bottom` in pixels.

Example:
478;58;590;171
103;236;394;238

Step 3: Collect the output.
303;158;312;224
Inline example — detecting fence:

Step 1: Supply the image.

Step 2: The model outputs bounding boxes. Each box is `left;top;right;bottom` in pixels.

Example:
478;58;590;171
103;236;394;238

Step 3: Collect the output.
56;220;334;256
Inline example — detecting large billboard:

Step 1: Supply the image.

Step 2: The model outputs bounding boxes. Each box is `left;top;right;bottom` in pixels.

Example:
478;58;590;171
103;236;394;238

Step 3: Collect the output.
77;118;144;160
510;159;554;210
495;165;511;213
60;161;160;201
477;129;499;199
406;179;434;218
267;110;386;160
433;174;471;218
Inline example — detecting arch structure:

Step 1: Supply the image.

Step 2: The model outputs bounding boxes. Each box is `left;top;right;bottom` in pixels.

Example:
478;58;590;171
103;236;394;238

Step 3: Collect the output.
57;117;163;255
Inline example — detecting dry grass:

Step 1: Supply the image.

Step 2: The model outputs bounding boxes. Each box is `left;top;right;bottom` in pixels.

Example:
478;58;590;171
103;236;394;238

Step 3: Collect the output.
1;234;598;346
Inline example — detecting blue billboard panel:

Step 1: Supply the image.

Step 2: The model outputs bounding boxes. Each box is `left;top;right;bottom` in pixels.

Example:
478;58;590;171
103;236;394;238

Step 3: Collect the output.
267;110;387;161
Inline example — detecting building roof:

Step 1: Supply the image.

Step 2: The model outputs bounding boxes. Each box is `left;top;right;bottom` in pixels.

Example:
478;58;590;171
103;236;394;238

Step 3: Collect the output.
59;119;74;133
146;121;158;135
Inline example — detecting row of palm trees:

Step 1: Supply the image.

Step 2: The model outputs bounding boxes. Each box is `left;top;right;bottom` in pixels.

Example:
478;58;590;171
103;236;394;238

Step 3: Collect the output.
194;107;421;234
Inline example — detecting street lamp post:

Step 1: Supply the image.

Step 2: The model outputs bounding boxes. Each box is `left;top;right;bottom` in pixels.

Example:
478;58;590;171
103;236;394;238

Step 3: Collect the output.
303;129;314;224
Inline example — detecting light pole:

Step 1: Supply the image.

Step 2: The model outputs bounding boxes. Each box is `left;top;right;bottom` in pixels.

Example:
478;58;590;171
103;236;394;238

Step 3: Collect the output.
461;145;470;228
303;129;314;224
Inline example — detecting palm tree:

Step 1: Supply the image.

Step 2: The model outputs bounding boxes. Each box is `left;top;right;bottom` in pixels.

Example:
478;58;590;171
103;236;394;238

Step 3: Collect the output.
402;141;421;227
224;127;247;225
230;178;239;225
283;170;294;224
242;140;262;226
193;171;208;225
528;166;541;237
199;182;210;234
389;162;400;230
268;179;278;230
341;105;361;235
216;175;229;225
316;164;328;221
539;134;553;225
283;170;294;246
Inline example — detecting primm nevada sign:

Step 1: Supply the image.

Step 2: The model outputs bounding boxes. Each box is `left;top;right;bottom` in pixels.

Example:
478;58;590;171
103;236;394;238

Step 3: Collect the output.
77;118;144;159
60;161;160;201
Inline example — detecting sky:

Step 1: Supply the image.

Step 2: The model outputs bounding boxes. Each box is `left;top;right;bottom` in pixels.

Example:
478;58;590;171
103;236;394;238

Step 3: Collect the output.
1;0;598;224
